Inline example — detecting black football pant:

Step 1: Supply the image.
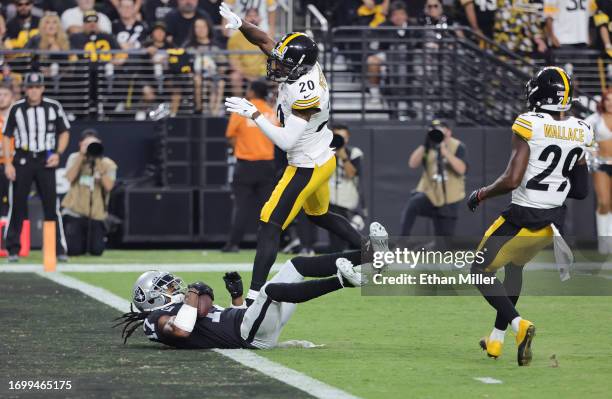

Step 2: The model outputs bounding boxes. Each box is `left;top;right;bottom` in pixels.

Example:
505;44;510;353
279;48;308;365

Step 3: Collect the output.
227;160;275;247
63;215;106;256
6;152;66;256
0;164;9;218
400;192;458;237
265;250;362;303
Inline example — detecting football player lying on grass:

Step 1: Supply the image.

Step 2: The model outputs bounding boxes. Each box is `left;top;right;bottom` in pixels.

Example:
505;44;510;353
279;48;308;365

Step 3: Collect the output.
115;251;368;349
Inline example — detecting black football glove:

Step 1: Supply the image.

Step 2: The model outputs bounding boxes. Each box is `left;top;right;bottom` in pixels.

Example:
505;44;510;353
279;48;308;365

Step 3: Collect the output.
223;271;243;299
467;189;483;212
188;281;214;300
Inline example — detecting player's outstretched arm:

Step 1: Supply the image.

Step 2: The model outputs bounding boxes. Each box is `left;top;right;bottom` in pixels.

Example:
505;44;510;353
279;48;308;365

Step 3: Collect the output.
220;2;274;55
225;97;308;151
467;134;530;211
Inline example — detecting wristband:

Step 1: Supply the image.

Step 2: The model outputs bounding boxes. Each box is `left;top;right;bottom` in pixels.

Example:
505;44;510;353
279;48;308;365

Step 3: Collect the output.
174;303;197;333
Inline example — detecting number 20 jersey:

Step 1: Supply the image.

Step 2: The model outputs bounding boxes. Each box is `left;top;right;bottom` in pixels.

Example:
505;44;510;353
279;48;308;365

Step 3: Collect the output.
276;62;334;168
511;112;594;209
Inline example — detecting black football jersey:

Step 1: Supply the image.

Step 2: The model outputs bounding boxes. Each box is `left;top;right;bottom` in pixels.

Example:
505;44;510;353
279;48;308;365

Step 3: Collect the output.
112;20;147;49
143;303;255;349
69;32;121;62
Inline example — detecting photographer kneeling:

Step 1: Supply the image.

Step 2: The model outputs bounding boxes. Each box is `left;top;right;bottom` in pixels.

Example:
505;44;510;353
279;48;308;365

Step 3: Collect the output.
62;130;117;256
400;120;467;237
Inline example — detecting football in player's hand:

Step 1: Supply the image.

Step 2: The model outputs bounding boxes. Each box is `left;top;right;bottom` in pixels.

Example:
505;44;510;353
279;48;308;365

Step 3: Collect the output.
197;294;213;318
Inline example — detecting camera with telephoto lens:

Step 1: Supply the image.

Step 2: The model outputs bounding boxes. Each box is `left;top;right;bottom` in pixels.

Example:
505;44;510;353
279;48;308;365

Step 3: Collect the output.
86;141;104;158
425;119;448;148
427;127;444;144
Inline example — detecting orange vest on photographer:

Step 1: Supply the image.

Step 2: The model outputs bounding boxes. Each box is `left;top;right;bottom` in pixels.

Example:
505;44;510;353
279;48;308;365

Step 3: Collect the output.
415;137;466;207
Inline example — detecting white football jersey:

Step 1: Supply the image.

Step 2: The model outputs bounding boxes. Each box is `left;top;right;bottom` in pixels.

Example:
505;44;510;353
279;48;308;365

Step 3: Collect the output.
511;112;594;209
544;0;596;45
276;62;334;168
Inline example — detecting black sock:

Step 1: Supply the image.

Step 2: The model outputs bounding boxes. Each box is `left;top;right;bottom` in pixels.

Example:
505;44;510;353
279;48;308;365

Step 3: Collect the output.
250;222;282;292
494;264;523;330
265;277;343;303
307;212;364;249
471;266;519;326
291;250;361;278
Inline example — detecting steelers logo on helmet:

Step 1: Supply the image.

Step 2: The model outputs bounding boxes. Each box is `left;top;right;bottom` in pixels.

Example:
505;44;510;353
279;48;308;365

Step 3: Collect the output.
526;66;573;112
267;32;318;82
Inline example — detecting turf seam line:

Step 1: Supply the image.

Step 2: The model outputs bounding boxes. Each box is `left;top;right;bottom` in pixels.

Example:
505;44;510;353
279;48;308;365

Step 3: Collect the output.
36;271;361;399
1;263;279;272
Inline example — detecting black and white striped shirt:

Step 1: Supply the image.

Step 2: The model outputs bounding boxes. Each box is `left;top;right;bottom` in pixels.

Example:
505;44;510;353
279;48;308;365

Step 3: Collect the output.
3;97;70;152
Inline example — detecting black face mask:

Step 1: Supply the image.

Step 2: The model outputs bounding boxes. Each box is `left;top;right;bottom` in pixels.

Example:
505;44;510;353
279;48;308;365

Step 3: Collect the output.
266;57;292;82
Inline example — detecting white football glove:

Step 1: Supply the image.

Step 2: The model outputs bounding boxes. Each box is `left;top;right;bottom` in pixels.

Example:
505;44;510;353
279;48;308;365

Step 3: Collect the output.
225;97;258;118
220;2;242;30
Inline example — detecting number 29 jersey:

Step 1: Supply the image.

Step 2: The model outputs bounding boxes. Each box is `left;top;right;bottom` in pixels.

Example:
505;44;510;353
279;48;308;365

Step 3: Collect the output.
276;62;334;168
511;112;594;209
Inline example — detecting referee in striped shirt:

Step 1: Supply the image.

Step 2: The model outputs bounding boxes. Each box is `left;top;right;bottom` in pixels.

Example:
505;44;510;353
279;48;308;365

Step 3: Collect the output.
3;72;70;262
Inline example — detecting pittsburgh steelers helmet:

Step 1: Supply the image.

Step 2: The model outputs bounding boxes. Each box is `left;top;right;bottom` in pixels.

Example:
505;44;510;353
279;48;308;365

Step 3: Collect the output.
267;32;318;82
526;66;573;112
132;271;186;312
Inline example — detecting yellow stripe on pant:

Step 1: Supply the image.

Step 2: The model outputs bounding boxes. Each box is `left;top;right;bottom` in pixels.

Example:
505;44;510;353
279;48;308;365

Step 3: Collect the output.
260;156;336;230
477;216;554;272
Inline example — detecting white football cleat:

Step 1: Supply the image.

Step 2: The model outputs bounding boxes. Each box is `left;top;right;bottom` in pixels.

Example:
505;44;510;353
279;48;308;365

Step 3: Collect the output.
369;222;390;272
336;258;366;287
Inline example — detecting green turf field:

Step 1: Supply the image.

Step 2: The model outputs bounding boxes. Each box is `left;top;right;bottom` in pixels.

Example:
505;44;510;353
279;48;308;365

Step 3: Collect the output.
66;269;612;399
13;249;293;264
0;273;313;399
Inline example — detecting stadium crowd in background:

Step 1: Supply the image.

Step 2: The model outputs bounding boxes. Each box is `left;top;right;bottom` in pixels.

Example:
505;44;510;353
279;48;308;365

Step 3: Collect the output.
0;0;609;117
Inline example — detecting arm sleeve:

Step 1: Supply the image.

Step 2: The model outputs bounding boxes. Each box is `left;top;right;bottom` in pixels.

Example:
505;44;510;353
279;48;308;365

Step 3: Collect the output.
55;103;71;132
567;163;589;199
594;9;610;26
253;113;307;151
511;115;533;141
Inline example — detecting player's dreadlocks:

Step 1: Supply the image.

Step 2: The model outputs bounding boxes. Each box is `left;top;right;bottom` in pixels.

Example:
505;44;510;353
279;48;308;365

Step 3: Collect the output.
113;304;149;344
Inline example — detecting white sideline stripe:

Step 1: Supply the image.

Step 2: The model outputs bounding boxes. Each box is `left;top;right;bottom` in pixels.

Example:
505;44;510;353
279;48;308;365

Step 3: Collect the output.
0;263;282;273
474;377;503;384
36;272;361;399
2;262;611;273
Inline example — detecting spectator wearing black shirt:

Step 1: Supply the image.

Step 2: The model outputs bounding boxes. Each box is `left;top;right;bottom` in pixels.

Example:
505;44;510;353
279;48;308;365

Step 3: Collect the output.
457;0;496;39
165;0;213;47
103;0;142;22
184;16;226;114
366;0;410;103
6;0;40;49
418;0;462;44
594;0;612;56
40;0;77;16
198;0;223;26
69;11;122;63
112;0;147;50
143;0;177;26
